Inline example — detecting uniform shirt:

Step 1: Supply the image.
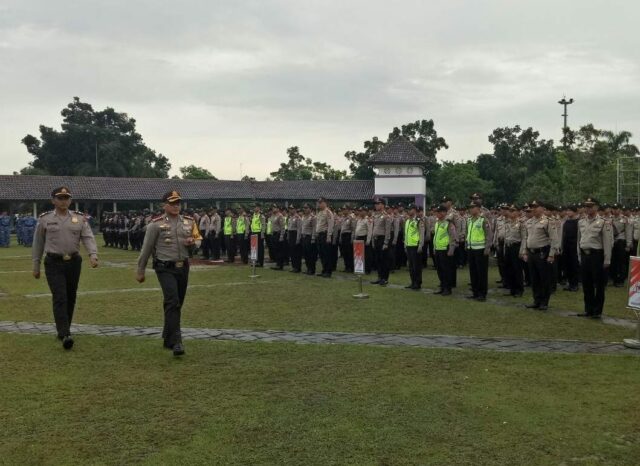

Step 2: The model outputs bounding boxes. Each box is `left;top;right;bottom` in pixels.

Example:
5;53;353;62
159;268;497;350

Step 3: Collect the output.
137;214;202;274
236;215;249;238
340;214;354;234
199;214;211;234
315;208;335;240
269;213;286;240
32;210;98;273
612;215;633;247
287;215;302;243
371;211;391;246
390;214;401;245
209;213;221;235
522;215;559;256
578;215;614;265
504;218;525;246
301;214;316;239
465;215;493;254
493;215;506;245
432;218;455;254
354;217;369;239
332;216;342;244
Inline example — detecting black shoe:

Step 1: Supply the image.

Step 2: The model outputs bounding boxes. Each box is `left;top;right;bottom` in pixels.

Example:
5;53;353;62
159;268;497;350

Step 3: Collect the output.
370;280;381;285
322;273;332;278
441;289;452;296
433;289;444;294
476;296;486;302
512;292;523;298
405;285;415;289
576;313;592;318
495;280;503;284
412;286;421;291
590;314;602;320
271;266;283;271
525;303;540;309
538;305;548;311
173;343;185;356
379;280;388;286
163;340;174;350
289;269;300;273
62;336;74;350
465;294;477;299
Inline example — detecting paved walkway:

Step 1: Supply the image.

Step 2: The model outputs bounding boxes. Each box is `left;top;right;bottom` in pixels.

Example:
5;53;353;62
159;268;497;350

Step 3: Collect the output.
1;320;638;356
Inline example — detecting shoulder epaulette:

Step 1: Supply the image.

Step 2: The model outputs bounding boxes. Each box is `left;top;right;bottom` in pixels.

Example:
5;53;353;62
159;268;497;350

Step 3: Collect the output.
151;215;164;222
39;210;53;217
182;215;194;220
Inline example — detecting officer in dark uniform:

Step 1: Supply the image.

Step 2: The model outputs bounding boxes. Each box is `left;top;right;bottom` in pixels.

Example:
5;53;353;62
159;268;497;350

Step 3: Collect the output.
32;186;99;350
136;190;202;356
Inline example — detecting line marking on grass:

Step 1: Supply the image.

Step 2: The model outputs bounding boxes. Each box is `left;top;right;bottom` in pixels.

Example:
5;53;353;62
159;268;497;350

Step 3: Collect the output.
23;280;274;298
1;320;638;356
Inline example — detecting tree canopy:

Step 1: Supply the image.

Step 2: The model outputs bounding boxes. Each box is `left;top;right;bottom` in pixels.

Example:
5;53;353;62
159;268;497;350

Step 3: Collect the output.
270;146;347;181
20;97;171;178
179;165;218;180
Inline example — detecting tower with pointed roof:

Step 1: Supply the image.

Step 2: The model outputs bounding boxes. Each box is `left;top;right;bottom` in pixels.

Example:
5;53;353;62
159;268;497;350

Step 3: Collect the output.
369;137;428;209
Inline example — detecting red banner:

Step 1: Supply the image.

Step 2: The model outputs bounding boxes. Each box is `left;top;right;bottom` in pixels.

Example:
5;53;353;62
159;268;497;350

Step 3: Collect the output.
353;240;365;274
628;256;640;309
250;234;258;262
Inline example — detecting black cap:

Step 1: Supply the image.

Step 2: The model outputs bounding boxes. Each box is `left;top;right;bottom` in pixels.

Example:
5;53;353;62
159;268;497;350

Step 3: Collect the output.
611;202;622;209
317;197;328;203
441;196;452;203
470;193;482;200
162;190;182;203
51;186;72;198
468;200;481;208
407;203;417;210
373;197;386;205
436;204;448;212
583;197;599;207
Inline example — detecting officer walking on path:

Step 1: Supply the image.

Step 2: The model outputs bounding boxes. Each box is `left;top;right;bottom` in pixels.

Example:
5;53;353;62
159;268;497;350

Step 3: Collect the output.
136;190;202;357
32;186;99;350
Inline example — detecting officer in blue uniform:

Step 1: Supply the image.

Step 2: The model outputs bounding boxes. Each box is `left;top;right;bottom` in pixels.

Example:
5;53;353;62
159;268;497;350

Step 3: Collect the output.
23;215;37;246
0;212;10;247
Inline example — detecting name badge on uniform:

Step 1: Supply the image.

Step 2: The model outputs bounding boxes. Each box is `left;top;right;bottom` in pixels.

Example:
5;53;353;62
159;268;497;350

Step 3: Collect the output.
71;217;79;224
183;219;189;225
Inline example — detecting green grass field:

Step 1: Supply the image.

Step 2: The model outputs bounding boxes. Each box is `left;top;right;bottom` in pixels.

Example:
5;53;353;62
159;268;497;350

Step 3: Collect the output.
1;236;640;465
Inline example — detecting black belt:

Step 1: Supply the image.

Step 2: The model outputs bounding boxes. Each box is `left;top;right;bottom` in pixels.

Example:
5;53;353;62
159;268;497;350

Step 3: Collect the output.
527;247;549;254
153;259;188;269
580;248;603;255
46;252;79;261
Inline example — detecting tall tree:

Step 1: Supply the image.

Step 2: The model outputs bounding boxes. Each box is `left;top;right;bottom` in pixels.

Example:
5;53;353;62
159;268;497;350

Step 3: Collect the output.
20;97;171;178
476;125;556;202
179;165;218;179
271;146;347;181
431;161;496;206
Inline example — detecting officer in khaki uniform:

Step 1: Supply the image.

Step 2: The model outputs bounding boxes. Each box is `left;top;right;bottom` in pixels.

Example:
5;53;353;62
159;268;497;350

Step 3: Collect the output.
315;197;335;278
576;197;614;319
610;203;632;287
520;200;558;310
503;204;526;297
32;186;99;350
136;190;202;356
370;197;392;286
432;204;457;295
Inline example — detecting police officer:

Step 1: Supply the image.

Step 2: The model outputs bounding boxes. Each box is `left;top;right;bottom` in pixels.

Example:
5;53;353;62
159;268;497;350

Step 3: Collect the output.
0;211;10;247
432;204;457;295
315;197;335;278
250;204;266;267
287;205;302;273
610;203;632;287
339;205;355;273
32;186;99;350
300;203;317;275
503;204;525;297
403;203;426;290
223;207;236;263
370;197;391;286
236;207;250;264
465;200;492;301
269;205;286;270
576;197;613;319
136;190;202;356
561;205;580;292
521;200;558;310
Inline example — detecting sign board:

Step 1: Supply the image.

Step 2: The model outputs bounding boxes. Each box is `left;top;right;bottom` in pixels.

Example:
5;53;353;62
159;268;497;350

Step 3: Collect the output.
628;256;640;309
353;240;365;274
250;234;258;262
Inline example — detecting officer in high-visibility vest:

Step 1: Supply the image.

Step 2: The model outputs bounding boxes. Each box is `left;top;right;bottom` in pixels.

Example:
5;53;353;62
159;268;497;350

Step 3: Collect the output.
223;208;236;263
403;203;425;290
433;204;457;295
250;204;266;267
466;200;492;301
236;206;249;264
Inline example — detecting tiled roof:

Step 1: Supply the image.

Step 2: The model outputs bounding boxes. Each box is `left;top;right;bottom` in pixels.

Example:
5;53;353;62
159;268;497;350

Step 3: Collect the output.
368;137;428;165
0;175;375;202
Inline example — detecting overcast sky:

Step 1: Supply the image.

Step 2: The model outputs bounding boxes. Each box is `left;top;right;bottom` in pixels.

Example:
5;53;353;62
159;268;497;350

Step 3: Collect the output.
1;0;639;179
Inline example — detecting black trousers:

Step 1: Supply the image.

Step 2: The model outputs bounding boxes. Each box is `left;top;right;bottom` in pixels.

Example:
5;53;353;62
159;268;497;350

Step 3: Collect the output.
239;235;249;264
395;237;406;269
210;232;221;260
581;249;606;316
317;232;332;275
406;246;422;288
528;247;552;306
373;235;390;280
562;242;579;288
340;232;354;272
302;234;317;273
44;255;82;338
155;262;189;346
388;239;397;270
496;239;505;282
272;235;285;268
330;241;339;271
456;241;467;267
610;240;628;285
224;235;236;262
467;249;488;298
200;235;211;259
251;232;265;266
435;250;455;291
266;234;276;262
504;243;524;295
288;231;302;271
355;235;372;274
